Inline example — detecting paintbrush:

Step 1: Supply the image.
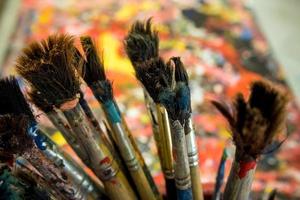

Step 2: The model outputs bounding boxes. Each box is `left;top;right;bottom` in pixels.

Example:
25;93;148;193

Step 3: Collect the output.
124;19;176;200
171;57;204;200
0;76;108;199
16;34;137;200
158;64;193;200
80;35;159;200
212;80;289;200
212;148;228;200
0;113;75;199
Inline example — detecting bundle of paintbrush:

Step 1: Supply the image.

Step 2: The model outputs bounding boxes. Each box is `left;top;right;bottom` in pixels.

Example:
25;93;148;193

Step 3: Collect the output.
0;76;108;199
16;34;137;200
212;80;289;200
125;19;204;200
77;36;160;200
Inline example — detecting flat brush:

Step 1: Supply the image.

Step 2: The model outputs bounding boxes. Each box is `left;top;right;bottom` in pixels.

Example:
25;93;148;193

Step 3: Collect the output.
124;19;175;200
172;57;204;200
80;35;159;200
16;34;136;200
212;80;289;200
212;148;228;200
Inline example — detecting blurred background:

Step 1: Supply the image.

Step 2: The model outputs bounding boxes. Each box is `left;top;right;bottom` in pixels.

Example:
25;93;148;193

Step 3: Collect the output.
0;0;300;199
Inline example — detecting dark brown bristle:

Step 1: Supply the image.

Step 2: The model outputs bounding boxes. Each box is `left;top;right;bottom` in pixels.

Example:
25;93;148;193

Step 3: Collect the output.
0;76;35;122
212;80;289;160
169;57;189;85
0;114;33;158
124;18;159;65
134;57;172;103
16;34;80;107
28;89;53;113
80;36;106;85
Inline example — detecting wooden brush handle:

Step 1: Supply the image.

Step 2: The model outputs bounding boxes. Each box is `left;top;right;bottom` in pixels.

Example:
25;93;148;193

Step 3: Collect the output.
223;160;256;200
63;105;137;200
185;118;204;200
190;166;203;200
165;177;177;200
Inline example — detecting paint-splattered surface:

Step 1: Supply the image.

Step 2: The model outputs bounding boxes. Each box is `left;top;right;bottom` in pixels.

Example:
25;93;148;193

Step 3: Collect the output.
2;0;300;199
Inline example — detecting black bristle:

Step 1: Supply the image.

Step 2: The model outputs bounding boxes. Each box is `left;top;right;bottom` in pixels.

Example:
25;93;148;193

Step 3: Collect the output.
135;57;172;103
91;80;114;103
80;36;106;85
0;114;33;158
0;76;35;122
16;34;80;108
124;18;159;65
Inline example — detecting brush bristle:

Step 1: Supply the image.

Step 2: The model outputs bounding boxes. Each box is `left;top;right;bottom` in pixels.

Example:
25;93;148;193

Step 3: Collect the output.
0;114;33;158
80;36;106;85
170;57;189;85
135;57;172;102
28;89;53;113
0;76;35;121
159;83;191;124
16;34;80;107
212;80;289;160
91;80;113;103
124;18;159;65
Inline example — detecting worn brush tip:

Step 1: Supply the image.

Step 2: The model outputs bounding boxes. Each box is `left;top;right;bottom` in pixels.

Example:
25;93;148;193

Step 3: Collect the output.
135;57;172;102
215;79;289;160
0;114;33;157
0;76;35;121
124;18;159;64
159;83;191;124
168;57;189;84
16;34;80;108
80;36;106;85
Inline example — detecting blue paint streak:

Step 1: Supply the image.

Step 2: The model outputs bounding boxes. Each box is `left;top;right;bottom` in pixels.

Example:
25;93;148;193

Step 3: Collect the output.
104;100;121;123
27;122;47;150
177;188;193;200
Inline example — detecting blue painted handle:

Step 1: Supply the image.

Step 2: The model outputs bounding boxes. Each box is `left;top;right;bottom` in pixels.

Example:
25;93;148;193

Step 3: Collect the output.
177;188;193;200
103;100;121;123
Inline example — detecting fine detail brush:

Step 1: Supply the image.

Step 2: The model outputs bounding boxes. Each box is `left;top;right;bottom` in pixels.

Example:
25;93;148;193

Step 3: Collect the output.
212;80;289;200
172;57;204;200
16;34;136;200
212;148;228;200
80;35;159;200
0;76;106;199
124;19;176;200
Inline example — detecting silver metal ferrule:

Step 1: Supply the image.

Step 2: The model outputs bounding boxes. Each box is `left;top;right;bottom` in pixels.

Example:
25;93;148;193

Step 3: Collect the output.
112;123;139;171
170;120;191;190
185;117;199;167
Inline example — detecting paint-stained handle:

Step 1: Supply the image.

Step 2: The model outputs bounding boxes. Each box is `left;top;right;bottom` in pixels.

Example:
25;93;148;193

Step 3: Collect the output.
223;160;256;200
177;188;193;200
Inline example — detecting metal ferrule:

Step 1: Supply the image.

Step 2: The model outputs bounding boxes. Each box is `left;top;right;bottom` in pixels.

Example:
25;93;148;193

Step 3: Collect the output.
170;120;191;190
156;104;174;179
185;117;199;167
63;104;117;181
111;122;139;171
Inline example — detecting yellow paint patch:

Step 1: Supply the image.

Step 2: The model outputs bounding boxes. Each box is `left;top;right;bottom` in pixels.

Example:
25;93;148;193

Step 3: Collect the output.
51;131;67;146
